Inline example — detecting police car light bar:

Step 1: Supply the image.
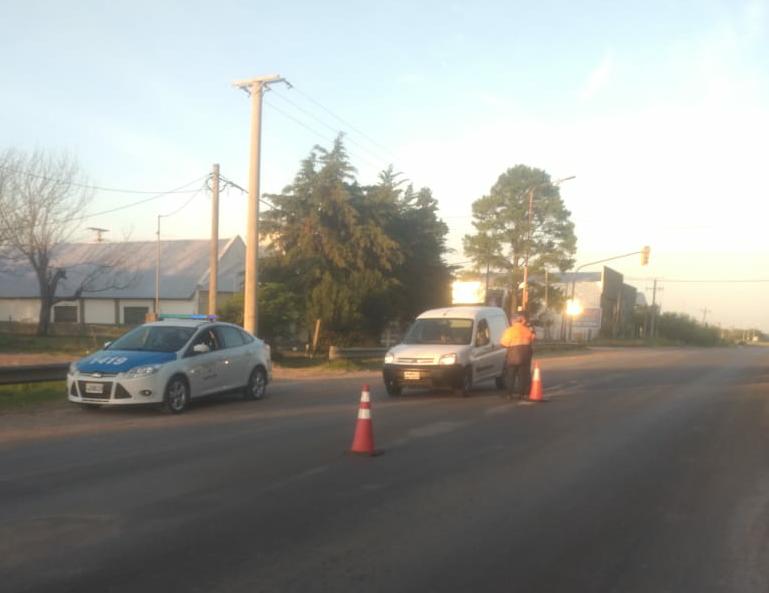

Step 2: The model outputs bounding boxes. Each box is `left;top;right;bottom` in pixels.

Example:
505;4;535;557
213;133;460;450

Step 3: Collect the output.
158;314;217;321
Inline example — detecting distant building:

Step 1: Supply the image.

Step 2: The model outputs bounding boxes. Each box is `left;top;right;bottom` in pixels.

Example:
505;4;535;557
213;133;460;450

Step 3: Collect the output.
551;266;639;340
0;237;245;326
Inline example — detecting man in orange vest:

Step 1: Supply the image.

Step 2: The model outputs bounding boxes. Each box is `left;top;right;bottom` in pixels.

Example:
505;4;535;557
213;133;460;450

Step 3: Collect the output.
500;313;536;399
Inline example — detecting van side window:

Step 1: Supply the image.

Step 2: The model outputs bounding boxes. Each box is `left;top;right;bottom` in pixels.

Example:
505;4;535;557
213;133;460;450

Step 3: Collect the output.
488;313;509;345
476;319;491;346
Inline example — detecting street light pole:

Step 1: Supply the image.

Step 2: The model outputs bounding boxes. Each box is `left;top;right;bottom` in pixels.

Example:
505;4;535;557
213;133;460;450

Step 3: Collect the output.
521;175;575;314
233;74;288;335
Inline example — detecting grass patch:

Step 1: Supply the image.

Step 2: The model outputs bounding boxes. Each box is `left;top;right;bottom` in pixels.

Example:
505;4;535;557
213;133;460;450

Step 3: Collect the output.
0;381;66;411
323;358;383;372
0;334;110;356
273;352;383;372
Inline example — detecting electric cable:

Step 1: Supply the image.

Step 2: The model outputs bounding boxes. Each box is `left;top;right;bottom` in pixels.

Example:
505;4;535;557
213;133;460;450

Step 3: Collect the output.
0;164;205;194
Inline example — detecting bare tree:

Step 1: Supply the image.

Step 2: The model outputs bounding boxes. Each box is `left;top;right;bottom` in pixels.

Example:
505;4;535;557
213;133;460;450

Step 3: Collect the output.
0;148;131;335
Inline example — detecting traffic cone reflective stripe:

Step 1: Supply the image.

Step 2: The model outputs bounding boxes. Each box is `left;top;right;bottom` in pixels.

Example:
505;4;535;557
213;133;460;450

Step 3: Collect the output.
350;384;380;455
528;363;544;402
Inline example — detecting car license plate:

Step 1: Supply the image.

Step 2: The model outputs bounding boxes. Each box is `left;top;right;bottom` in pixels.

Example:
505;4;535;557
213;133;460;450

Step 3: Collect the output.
404;371;420;380
85;382;104;394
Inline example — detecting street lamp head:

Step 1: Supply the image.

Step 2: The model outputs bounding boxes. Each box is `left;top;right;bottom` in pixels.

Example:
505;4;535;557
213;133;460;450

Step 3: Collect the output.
566;299;583;317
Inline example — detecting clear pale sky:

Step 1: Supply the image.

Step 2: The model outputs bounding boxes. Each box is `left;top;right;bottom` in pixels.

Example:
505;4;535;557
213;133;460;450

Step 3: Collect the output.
2;0;767;330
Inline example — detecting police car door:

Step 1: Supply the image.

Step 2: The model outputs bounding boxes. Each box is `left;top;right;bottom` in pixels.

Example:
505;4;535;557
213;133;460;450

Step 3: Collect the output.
213;325;250;389
185;327;224;397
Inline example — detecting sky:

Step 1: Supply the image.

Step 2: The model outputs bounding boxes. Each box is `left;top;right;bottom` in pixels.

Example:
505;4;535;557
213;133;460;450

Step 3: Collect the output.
2;0;768;330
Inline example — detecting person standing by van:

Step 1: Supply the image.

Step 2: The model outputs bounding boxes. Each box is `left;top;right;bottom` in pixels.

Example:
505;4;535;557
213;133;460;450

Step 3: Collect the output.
500;314;536;399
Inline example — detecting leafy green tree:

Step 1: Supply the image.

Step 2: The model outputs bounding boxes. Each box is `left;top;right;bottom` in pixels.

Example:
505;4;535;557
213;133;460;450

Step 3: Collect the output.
657;312;721;346
262;137;403;342
366;170;452;323
218;282;302;346
463;164;577;316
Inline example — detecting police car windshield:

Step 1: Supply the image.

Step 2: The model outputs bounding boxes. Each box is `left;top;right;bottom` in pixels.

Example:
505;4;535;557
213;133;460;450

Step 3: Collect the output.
403;318;474;345
108;325;196;352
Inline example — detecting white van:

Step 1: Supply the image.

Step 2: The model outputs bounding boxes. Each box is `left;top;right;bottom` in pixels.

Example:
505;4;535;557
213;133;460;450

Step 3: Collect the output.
382;306;509;396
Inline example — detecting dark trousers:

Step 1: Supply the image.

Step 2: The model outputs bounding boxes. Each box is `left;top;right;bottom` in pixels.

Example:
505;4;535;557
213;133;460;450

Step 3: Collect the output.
506;345;533;397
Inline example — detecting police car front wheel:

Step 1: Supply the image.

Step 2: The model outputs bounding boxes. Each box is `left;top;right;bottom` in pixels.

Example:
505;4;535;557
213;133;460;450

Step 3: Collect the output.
163;376;190;414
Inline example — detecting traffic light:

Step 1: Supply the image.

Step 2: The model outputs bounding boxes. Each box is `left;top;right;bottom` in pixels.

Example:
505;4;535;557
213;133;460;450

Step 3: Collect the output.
641;245;651;266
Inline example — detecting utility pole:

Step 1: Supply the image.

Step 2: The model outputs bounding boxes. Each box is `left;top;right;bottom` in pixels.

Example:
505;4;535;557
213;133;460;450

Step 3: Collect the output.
649;278;659;339
521;175;575;313
233;74;288;334
154;216;161;319
208;164;220;317
701;307;710;325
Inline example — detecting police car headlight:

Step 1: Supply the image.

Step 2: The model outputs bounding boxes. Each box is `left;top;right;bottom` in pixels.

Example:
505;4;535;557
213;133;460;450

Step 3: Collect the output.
68;362;78;375
125;364;162;378
384;353;394;364
439;353;457;365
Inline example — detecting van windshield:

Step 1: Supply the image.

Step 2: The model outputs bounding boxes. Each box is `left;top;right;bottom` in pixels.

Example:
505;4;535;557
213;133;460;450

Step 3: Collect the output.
403;318;474;345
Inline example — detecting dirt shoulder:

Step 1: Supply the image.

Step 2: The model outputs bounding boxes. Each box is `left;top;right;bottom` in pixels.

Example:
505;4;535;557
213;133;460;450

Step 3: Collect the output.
0;353;74;366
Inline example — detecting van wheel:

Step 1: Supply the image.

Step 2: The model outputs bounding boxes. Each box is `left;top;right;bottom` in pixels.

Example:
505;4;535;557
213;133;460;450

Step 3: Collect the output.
495;374;507;390
385;378;402;396
455;369;472;397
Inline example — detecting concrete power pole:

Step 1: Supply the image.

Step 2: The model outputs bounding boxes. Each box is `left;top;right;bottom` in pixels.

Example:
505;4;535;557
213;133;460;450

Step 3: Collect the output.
233;74;287;334
208;164;220;317
649;279;659;339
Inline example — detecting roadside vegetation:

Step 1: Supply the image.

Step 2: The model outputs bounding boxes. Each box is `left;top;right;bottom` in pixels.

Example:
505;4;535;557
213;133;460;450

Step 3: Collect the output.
0;381;64;411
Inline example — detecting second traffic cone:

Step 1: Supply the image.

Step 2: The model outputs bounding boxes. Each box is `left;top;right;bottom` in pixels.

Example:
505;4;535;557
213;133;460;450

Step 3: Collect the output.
349;384;381;456
528;362;544;402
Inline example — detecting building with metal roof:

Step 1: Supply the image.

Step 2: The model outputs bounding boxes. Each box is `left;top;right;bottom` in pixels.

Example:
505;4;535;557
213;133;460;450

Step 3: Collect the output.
0;237;245;325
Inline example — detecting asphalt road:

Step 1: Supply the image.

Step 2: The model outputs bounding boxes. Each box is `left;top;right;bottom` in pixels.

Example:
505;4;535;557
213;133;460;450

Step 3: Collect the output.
1;347;768;593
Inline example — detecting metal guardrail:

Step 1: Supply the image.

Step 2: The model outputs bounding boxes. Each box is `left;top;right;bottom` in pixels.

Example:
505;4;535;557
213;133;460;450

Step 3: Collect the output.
0;363;70;386
328;343;582;361
328;346;388;361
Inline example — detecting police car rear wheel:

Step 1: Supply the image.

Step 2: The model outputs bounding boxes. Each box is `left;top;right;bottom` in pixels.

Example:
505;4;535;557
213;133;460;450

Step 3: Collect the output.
163;376;189;414
245;367;267;400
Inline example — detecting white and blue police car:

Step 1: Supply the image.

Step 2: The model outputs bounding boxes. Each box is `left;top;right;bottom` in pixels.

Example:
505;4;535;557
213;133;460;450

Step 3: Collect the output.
67;315;272;413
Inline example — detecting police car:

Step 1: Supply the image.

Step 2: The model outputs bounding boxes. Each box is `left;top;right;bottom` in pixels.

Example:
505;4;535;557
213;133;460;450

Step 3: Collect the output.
67;315;272;413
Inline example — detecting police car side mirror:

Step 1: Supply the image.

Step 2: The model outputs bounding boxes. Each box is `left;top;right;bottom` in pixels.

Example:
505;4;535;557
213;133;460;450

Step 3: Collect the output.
103;341;112;349
193;343;210;354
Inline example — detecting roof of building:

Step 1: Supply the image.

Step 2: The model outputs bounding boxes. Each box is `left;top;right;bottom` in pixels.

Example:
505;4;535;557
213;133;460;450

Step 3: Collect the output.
0;236;245;300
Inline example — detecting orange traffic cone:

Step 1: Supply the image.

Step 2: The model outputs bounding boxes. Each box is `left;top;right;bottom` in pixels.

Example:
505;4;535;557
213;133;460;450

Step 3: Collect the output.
528;362;544;402
349;384;382;456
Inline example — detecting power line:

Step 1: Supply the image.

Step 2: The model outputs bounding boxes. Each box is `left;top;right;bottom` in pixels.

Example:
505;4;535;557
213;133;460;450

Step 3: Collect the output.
290;85;396;158
159;187;204;219
0;164;204;194
218;175;276;210
263;98;387;173
79;176;208;221
270;88;394;165
627;277;769;284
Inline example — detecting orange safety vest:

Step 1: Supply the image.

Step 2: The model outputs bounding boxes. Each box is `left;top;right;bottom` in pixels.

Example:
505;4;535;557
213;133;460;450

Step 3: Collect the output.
500;322;535;347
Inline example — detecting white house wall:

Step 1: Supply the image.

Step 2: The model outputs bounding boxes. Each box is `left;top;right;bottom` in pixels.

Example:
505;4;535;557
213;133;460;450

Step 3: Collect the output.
84;300;115;324
158;300;196;316
0;299;40;323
